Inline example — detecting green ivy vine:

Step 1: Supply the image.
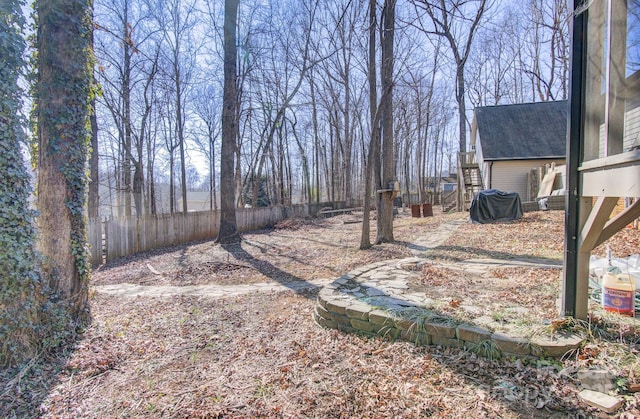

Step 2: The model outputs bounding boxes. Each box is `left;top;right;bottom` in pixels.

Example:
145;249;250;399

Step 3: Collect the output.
0;0;68;367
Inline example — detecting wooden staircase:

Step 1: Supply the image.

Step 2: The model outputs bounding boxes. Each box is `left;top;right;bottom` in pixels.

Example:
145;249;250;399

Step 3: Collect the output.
459;152;484;210
441;190;457;213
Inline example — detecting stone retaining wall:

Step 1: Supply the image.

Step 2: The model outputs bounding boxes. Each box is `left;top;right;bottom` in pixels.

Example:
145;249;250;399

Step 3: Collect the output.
314;260;582;360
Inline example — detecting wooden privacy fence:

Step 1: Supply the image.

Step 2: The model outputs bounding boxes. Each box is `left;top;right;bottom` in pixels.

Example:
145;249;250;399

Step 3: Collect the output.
87;201;345;266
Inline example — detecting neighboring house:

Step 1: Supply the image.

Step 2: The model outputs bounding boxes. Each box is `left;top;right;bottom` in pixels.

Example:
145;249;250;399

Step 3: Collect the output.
177;191;216;212
470;100;568;202
403;175;458;206
441;182;456;193
422;174;458;194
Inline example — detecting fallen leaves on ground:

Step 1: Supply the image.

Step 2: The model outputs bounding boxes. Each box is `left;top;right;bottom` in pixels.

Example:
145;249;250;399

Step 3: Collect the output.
2;209;640;417
27;293;587;418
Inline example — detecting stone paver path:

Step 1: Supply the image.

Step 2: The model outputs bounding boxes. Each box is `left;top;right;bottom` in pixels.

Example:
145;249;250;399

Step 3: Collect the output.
407;217;467;255
94;278;332;298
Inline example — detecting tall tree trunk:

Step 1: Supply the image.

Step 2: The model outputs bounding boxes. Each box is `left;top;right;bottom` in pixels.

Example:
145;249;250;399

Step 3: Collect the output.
89;98;99;219
217;0;240;243
343;69;352;207
209;130;217;210
290;116;311;204
146;133;156;214
169;145;175;213
284;130;293;204
132;162;143;215
1;0;51;365
277;125;285;204
376;0;395;243
309;76;321;203
133;55;157;217
122;0;132;216
456;64;467;153
423;47;437;201
321;132;331;202
416;99;423;204
234;121;243;208
88;8;99;220
402;113;411;205
361;0;377;250
175;63;188;214
36;0;93;321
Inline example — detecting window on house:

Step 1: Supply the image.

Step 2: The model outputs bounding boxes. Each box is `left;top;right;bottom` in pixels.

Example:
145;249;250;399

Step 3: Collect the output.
582;0;640;161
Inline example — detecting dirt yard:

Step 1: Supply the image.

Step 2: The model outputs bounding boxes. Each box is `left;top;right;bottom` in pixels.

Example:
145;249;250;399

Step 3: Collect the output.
2;209;640;418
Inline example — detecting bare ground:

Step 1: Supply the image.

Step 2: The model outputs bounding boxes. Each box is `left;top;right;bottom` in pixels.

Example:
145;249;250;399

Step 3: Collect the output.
2;209;640;418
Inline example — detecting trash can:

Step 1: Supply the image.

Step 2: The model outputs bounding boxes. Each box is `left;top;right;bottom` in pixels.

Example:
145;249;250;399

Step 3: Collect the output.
411;204;421;218
422;203;433;217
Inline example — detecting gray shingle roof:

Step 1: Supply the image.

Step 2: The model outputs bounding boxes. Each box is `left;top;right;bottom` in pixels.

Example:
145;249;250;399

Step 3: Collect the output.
475;100;567;160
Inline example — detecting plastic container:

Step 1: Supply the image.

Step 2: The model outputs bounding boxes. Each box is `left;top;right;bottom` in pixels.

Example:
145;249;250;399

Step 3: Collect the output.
602;271;636;316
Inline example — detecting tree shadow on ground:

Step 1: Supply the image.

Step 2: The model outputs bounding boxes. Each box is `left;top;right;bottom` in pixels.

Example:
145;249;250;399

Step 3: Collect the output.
221;242;320;298
0;338;79;417
275;232;353;250
95;237;214;271
426;245;562;265
241;238;344;276
393;240;430;252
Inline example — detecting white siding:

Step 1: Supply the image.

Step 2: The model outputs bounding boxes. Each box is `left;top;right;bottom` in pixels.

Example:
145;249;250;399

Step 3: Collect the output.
489;159;566;201
481;161;490;191
475;133;492;190
625;93;640;150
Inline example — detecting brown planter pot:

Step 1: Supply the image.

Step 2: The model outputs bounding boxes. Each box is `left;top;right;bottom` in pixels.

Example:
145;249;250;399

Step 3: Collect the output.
411;204;421;218
422;203;433;217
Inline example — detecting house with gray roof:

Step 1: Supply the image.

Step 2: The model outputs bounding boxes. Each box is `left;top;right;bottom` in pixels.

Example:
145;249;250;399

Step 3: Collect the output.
470;100;568;202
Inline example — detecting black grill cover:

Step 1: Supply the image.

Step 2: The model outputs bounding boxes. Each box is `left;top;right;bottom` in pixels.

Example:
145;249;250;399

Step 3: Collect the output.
469;189;523;224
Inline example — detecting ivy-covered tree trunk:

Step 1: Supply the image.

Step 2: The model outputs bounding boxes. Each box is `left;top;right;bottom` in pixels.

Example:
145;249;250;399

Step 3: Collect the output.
35;0;93;321
0;0;45;366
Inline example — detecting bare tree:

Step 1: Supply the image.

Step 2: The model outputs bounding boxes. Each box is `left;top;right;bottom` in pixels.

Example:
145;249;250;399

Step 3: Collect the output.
360;0;378;249
376;0;396;243
154;0;200;213
400;39;441;204
307;68;323;203
322;3;364;207
95;0;134;216
81;0;568;228
410;0;489;154
217;0;240;243
95;0;162;216
193;86;221;210
157;89;180;213
467;7;524;107
525;0;570;101
247;2;319;208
